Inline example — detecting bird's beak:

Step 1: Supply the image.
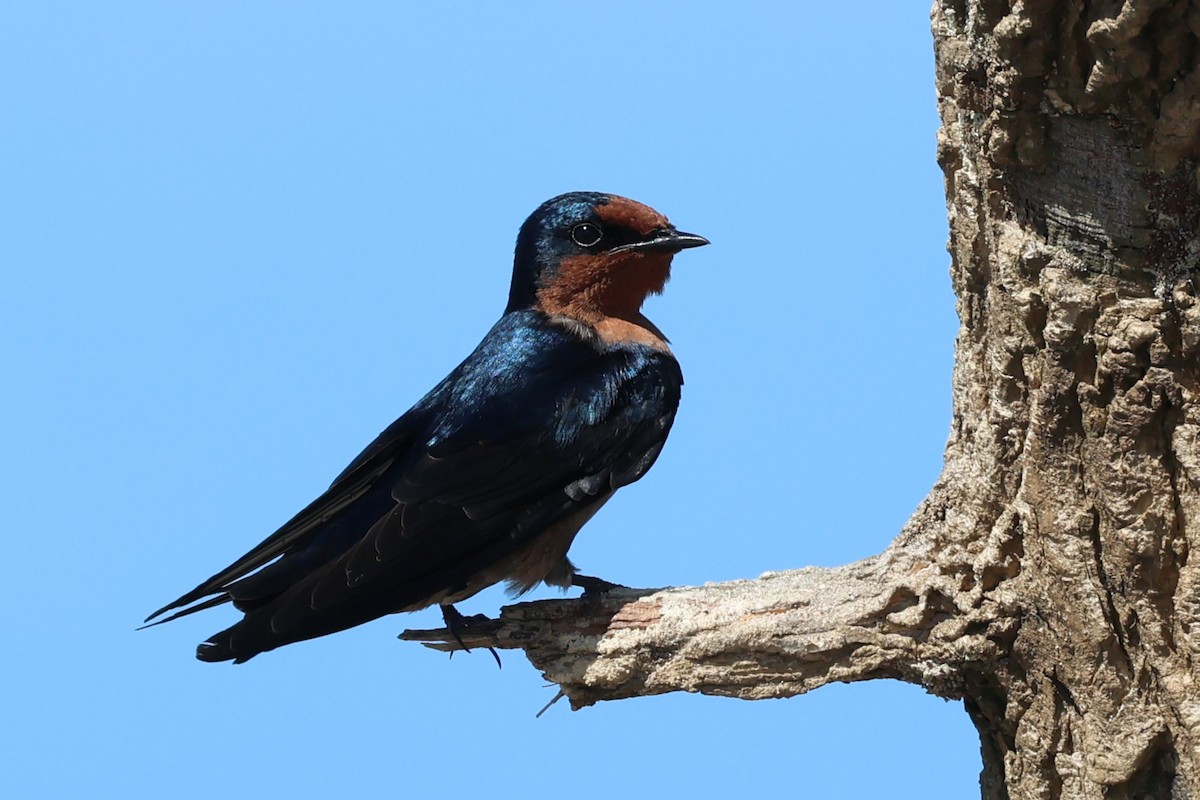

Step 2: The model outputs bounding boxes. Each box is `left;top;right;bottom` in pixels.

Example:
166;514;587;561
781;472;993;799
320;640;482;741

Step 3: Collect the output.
612;228;710;255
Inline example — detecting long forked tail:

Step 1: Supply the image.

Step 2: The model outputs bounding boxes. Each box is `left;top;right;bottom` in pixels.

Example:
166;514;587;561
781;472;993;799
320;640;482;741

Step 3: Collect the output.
137;594;231;631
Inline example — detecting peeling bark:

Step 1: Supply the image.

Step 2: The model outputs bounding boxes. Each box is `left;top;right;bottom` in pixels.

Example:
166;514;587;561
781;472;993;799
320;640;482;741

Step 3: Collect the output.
406;2;1200;797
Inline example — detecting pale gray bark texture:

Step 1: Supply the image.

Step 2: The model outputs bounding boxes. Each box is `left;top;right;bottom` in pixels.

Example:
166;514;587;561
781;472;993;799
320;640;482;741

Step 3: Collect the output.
404;2;1200;797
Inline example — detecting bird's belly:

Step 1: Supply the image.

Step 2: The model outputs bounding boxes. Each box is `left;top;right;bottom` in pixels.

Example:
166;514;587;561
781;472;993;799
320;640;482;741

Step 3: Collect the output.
411;495;611;609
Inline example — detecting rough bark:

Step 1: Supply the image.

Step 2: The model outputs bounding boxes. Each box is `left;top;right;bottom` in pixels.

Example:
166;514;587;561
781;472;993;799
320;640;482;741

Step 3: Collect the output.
405;2;1200;797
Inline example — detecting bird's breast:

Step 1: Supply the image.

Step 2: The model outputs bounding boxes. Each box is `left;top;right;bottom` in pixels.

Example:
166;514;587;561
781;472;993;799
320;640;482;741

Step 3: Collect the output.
544;311;672;354
592;316;672;352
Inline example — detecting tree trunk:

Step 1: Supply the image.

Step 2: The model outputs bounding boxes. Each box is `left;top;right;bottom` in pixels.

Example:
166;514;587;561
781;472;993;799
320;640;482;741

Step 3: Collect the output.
403;2;1200;797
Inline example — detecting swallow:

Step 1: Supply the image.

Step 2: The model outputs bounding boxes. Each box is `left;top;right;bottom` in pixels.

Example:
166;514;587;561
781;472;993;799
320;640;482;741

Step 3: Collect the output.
144;191;708;663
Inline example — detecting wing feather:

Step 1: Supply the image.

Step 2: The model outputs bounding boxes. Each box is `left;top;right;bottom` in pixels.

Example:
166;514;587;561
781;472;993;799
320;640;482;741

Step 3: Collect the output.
150;312;683;662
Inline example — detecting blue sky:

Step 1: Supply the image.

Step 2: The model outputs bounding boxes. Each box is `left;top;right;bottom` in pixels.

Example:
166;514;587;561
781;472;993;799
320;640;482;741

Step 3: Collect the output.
3;3;978;797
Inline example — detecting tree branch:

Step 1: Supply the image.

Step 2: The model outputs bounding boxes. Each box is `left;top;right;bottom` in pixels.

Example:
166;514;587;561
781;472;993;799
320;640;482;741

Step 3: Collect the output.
401;543;1006;710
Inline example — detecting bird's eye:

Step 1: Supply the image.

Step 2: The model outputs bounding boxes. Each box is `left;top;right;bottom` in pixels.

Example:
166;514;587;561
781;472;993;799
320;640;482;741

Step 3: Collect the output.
571;222;603;247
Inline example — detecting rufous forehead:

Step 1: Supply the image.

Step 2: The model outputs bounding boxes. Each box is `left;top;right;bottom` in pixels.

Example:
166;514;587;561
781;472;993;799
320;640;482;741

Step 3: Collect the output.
595;196;669;235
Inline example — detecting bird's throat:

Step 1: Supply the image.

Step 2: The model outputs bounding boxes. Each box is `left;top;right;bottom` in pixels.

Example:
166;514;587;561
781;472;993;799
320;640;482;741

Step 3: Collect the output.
536;251;673;323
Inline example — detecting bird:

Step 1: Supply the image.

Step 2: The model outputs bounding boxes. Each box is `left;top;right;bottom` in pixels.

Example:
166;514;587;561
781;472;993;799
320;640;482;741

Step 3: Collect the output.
143;192;708;663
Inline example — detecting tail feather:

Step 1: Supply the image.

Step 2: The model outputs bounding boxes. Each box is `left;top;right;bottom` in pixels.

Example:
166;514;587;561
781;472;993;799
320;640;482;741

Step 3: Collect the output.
195;626;244;663
137;594;232;630
196;615;278;664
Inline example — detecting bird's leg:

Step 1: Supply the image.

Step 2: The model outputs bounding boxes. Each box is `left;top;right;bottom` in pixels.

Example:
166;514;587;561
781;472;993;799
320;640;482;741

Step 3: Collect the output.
571;573;628;596
440;604;501;668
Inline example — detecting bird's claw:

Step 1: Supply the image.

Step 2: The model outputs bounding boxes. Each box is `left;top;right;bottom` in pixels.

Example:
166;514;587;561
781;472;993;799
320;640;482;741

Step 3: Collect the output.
571;573;628;597
440;605;502;668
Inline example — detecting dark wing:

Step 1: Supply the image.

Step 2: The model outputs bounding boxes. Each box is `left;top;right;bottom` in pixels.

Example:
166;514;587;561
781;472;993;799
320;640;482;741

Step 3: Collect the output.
212;342;680;661
147;312;682;662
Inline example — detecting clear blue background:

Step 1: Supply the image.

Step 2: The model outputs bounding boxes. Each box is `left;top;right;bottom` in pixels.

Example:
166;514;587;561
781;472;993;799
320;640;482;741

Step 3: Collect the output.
3;3;978;797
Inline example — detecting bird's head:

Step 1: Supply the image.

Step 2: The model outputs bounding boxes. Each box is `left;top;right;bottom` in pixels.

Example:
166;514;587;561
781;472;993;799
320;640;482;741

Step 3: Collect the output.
507;192;708;322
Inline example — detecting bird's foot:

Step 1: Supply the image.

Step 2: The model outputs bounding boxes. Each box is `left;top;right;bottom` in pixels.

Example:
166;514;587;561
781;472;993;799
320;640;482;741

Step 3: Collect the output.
571;573;628;597
440;605;502;669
